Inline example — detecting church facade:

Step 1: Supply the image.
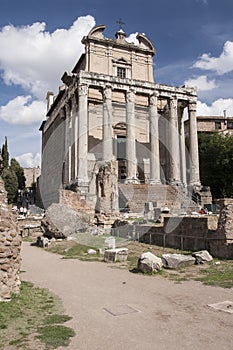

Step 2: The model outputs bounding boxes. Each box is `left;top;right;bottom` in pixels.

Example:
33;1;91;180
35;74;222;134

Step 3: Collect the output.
39;25;201;211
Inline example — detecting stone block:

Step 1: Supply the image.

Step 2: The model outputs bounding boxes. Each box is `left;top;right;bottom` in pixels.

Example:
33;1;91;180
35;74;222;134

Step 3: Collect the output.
162;253;195;269
104;248;128;262
138;252;163;273
192;250;213;264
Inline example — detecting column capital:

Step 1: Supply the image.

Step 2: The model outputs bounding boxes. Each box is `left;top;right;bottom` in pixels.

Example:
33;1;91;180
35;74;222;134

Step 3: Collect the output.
103;86;112;101
126;89;135;103
149;92;159;106
188;99;197;112
78;84;88;96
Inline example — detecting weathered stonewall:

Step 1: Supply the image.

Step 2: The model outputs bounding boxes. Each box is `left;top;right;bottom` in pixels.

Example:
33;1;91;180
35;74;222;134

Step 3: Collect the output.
138;252;163;273
192;250;213;264
162;253;195;269
0;177;22;301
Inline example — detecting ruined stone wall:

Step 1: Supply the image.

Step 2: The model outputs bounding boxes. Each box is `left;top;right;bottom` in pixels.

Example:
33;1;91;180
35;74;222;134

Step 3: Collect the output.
0;177;22;301
59;189;95;215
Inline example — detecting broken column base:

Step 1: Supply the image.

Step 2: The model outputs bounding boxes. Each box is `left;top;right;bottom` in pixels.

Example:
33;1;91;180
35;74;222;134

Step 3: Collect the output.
104;248;128;262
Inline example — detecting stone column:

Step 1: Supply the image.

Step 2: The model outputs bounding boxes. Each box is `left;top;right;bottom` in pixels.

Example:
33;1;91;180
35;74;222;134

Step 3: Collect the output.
178;103;187;185
169;96;181;184
71;93;78;179
103;86;113;161
77;84;89;189
188;100;201;186
125;89;139;183
65;101;71;183
149;92;161;184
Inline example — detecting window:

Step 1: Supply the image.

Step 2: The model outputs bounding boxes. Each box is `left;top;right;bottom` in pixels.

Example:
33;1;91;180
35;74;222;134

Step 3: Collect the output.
117;67;126;79
215;121;221;130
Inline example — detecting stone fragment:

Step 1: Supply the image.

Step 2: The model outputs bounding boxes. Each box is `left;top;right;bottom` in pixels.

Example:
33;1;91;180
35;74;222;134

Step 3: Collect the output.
192;250;213;264
162;253;195;269
138;252;163;273
104;248;128;262
41;203;92;239
87;249;97;255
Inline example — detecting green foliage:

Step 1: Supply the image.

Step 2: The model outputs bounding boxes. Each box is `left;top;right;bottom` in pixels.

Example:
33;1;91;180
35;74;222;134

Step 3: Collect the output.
198;132;233;198
1;167;18;203
1;136;9;169
10;158;26;190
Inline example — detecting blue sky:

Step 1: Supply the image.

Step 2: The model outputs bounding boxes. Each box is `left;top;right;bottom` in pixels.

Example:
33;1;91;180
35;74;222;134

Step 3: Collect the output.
0;0;233;167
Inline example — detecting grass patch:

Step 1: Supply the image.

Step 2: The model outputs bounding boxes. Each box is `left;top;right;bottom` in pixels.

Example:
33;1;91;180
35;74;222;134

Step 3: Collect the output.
46;240;103;261
195;262;233;288
43;314;72;325
37;325;75;349
0;281;75;350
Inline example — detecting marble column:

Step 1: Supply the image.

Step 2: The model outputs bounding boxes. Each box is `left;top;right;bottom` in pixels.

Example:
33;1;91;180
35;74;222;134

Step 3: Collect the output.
71;93;78;179
149;92;161;184
77;84;89;188
178;103;187;185
188;100;201;186
65;101;71;183
169;96;181;184
125;89;139;183
103;86;113;161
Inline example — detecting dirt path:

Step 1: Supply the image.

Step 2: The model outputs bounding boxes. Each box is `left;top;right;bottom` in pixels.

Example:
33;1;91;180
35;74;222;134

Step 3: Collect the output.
21;242;233;350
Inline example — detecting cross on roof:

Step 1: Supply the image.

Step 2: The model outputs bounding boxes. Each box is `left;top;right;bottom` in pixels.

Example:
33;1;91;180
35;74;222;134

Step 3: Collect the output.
116;18;125;30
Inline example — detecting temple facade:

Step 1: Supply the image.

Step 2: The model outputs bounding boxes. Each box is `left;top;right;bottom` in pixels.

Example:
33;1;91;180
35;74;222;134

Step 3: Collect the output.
39;25;202;211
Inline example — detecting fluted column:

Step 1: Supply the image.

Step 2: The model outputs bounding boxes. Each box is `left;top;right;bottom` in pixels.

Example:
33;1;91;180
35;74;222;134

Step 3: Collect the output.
178;104;187;185
149;92;161;184
125;89;139;183
188;100;201;186
103;86;113;161
77;84;89;189
169;96;181;184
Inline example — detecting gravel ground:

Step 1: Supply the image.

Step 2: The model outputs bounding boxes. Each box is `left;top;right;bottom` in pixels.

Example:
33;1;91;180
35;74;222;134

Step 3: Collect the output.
21;242;233;350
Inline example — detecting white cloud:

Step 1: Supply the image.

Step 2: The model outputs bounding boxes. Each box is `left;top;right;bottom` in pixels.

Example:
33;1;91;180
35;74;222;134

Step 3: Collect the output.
0;15;95;99
126;32;139;45
184;75;217;91
0;96;46;125
197;98;233;116
15;152;41;168
193;41;233;75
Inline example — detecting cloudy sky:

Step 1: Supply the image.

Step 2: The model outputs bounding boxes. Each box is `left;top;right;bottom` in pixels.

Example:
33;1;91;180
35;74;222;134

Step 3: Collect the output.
0;0;233;167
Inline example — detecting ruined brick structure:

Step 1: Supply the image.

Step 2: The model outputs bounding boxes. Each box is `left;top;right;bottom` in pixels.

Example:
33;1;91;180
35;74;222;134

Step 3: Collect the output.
0;177;22;301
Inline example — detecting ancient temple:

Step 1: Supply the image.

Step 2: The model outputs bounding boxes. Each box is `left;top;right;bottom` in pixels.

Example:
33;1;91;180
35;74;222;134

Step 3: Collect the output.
39;25;205;212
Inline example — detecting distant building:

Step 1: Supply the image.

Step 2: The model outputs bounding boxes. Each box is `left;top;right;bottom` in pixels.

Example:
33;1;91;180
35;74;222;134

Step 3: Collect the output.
23;167;41;188
185;112;233;136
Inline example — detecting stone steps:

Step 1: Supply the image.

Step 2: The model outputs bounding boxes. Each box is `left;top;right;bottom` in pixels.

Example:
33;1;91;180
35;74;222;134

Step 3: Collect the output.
118;183;198;213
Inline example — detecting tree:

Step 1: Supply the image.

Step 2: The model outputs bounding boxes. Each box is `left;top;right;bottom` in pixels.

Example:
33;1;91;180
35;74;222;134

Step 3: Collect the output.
1;136;9;169
1;168;19;204
10;158;26;190
198;132;233;199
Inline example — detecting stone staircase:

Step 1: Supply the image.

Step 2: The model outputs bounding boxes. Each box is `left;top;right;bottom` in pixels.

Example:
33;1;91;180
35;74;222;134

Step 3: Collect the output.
118;183;198;214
